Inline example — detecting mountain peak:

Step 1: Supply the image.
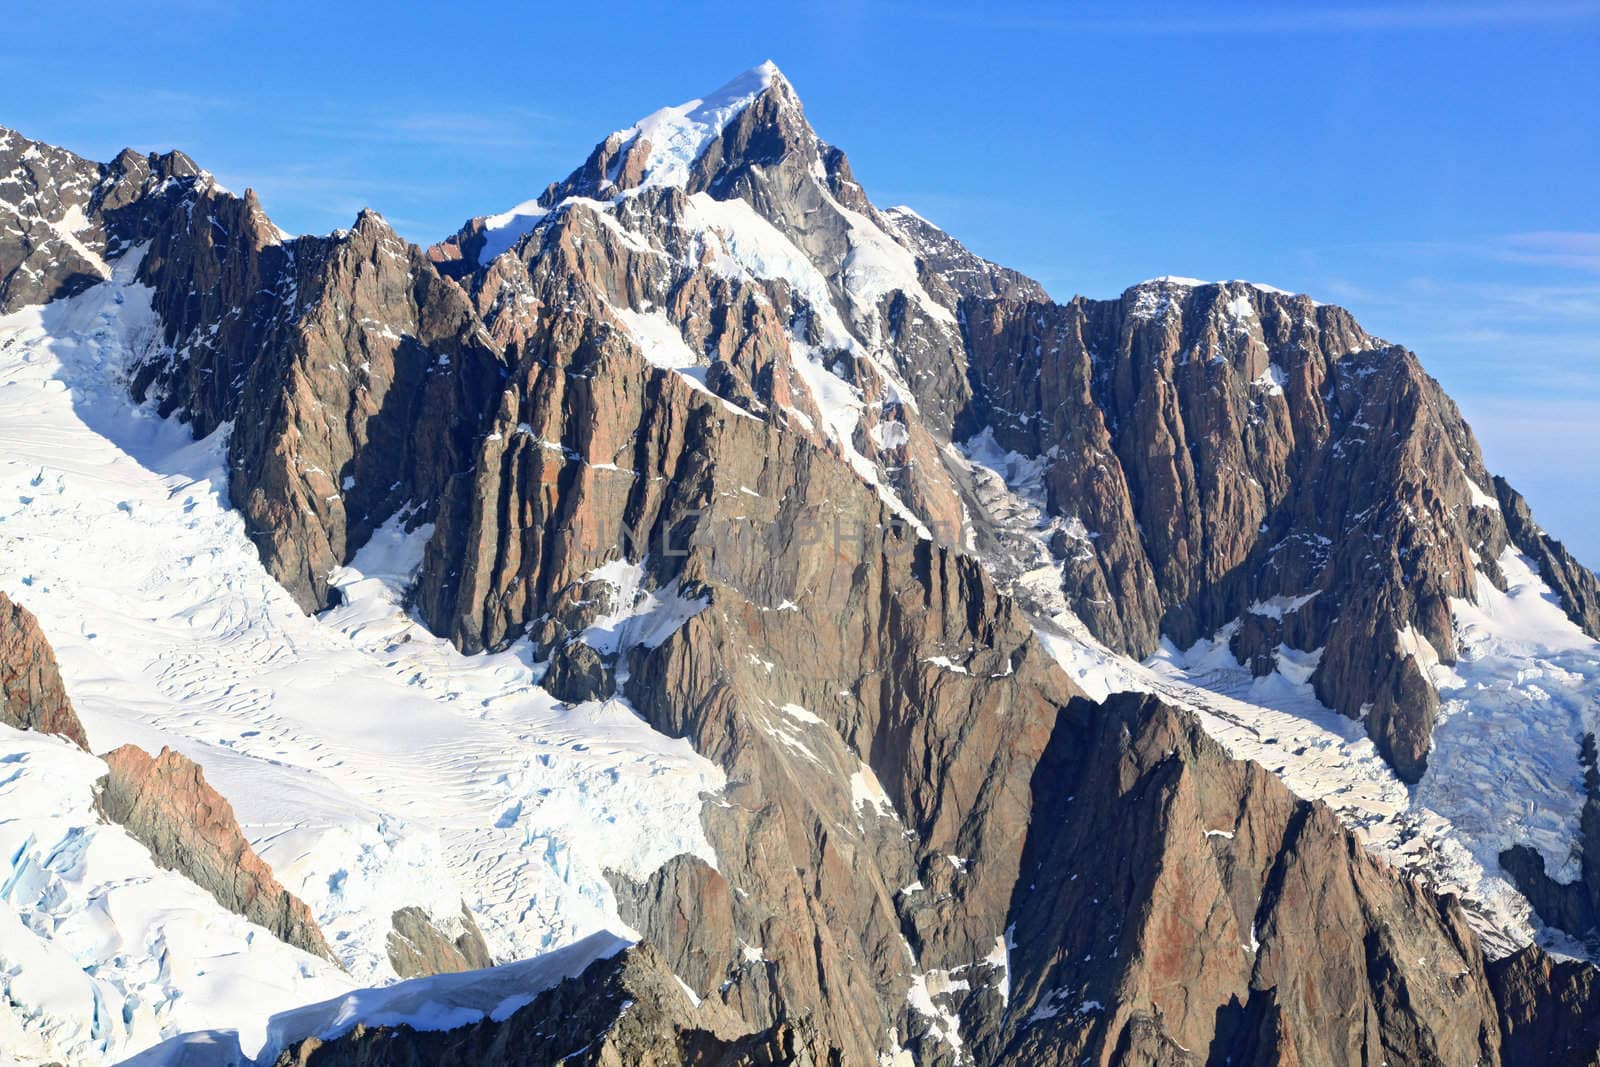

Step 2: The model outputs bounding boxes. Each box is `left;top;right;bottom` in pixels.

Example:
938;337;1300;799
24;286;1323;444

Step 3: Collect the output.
452;61;804;257
714;59;786;99
599;59;795;194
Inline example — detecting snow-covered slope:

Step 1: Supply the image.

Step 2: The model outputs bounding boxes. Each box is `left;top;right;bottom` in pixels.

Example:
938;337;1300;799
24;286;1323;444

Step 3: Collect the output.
0;254;723;1063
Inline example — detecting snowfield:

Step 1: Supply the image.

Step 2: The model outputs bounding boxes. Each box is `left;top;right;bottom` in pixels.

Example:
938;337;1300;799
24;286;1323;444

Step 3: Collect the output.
0;255;723;1064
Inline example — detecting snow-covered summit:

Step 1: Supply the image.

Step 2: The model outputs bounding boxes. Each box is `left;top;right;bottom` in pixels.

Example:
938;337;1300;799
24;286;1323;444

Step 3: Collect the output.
604;59;788;194
465;62;791;264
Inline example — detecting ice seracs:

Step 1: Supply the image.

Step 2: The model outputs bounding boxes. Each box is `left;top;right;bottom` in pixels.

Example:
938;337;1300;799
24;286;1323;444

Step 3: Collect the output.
0;726;350;1065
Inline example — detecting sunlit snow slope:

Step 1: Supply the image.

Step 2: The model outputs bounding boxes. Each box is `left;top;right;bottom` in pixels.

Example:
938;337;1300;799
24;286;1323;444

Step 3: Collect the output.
0;254;723;1064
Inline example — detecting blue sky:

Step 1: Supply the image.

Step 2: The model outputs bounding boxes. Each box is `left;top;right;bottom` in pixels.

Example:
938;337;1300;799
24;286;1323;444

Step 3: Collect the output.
4;1;1598;559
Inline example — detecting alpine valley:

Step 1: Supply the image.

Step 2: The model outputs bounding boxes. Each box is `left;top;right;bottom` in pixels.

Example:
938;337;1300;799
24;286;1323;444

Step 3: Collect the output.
3;62;1600;1066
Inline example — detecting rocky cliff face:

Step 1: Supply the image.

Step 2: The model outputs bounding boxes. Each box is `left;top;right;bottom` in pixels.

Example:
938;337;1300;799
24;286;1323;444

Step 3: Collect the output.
15;73;1580;784
1;123;505;616
97;743;338;964
960;280;1590;781
1491;945;1600;1066
5;61;1600;1065
0;590;88;748
981;692;1505;1065
122;188;505;616
1496;478;1600;637
0;125;117;312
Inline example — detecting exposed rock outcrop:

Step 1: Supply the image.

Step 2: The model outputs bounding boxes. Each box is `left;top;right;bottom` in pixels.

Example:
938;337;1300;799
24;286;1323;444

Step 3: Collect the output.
1497;477;1600;639
96;743;338;964
0;591;89;749
15;69;1583;789
979;692;1508;1065
123;195;506;615
1;123;506;617
9;62;1600;1064
272;942;835;1067
386;904;494;979
882;205;1049;305
961;283;1520;780
0;124;118;313
1491;944;1600;1066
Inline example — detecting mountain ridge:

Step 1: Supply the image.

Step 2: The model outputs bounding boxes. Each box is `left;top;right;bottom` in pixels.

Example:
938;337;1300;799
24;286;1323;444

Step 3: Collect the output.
2;62;1600;1065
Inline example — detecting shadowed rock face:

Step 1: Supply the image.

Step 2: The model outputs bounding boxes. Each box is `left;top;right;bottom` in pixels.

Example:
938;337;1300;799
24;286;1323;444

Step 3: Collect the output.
96;743;338;965
0;126;124;313
1490;945;1600;1067
1496;477;1600;637
1;123;506;618
271;943;838;1067
122;195;506;616
0;591;88;749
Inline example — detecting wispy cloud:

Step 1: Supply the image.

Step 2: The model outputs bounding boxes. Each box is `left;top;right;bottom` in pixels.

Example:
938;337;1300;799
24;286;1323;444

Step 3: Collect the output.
295;108;569;151
1348;234;1600;275
1323;274;1600;321
895;2;1600;35
1454;396;1600;493
1502;231;1600;273
1314;262;1600;403
204;160;456;235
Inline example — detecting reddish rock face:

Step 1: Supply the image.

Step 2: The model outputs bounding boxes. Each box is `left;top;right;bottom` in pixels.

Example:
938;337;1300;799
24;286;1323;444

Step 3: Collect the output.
97;743;338;965
979;693;1507;1065
0;591;89;749
1490;944;1600;1066
275;691;1600;1066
